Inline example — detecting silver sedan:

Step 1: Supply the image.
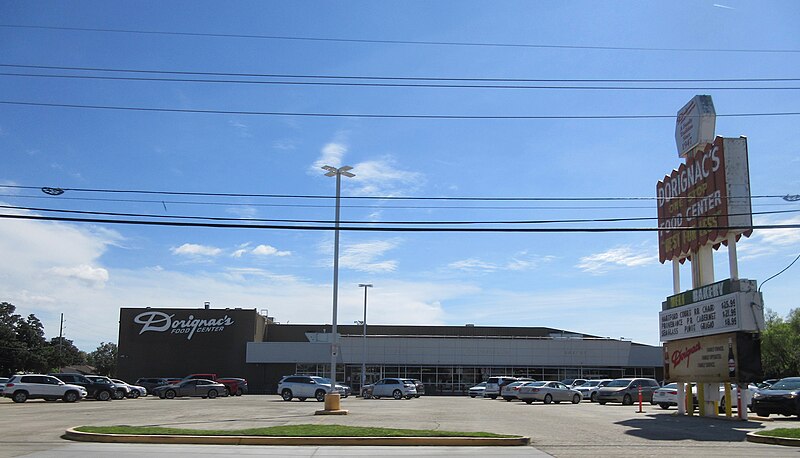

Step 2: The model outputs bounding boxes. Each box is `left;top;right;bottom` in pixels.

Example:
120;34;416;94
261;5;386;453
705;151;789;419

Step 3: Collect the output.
517;381;582;405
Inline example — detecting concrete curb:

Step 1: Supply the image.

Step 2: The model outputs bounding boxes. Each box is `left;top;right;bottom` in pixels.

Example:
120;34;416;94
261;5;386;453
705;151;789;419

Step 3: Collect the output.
64;428;531;446
746;431;800;447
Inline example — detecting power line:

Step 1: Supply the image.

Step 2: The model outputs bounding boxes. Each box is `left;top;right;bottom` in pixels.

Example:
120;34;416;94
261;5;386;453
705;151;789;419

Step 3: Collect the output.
2;63;799;84
2;212;796;233
2;100;800;120
3;71;799;91
1;24;798;54
3;203;798;226
0;183;789;202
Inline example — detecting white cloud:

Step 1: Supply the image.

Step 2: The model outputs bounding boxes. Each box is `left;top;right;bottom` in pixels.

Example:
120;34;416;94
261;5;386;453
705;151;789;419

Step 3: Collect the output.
171;243;223;257
252;244;292;257
311;140;348;172
577;244;658;275
226;206;258;219
349;157;424;197
738;215;800;260
338;240;399;273
47;264;109;288
448;258;498;272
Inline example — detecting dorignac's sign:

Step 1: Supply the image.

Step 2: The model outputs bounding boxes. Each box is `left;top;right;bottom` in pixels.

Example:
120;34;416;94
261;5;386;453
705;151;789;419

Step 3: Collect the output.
656;136;753;263
133;310;235;340
665;332;762;383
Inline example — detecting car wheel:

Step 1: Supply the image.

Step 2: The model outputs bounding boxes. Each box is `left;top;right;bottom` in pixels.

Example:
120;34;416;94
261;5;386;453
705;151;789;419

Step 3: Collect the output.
63;391;79;403
236;388;243;396
113;389;125;400
659;403;670;410
12;391;28;403
504;397;512;402
756;410;769;418
164;390;176;399
208;389;218;399
415;395;420;398
393;389;403;400
544;394;552;404
489;395;497;399
470;395;476;398
525;400;532;405
590;392;598;402
315;390;326;402
623;394;633;405
97;390;112;401
572;394;581;404
599;401;606;405
129;390;140;399
224;387;231;396
405;395;413;400
281;389;293;401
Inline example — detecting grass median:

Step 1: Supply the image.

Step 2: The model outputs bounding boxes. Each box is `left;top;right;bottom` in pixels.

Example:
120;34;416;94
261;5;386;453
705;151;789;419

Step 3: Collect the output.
755;428;800;439
75;424;516;438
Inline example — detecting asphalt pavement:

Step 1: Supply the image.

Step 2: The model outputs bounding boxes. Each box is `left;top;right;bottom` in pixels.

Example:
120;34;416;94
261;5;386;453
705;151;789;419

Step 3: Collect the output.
1;394;798;457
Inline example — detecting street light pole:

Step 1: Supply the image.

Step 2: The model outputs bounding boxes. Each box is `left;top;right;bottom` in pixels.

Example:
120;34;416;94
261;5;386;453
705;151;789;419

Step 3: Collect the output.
322;165;354;399
358;283;372;393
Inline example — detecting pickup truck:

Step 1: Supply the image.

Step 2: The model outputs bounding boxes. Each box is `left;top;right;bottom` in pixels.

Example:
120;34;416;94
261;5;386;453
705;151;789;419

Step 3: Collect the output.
182;374;247;396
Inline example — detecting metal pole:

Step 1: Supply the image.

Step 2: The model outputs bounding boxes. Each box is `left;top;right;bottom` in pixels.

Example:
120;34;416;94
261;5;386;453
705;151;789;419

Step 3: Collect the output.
330;171;342;394
359;284;372;392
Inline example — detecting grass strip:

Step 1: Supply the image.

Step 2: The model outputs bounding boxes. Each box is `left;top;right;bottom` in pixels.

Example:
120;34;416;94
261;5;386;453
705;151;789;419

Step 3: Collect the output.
755;428;800;439
76;424;515;438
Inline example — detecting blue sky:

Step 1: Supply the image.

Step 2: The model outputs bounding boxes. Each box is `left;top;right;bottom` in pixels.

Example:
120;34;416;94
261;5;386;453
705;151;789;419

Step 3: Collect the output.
1;1;799;351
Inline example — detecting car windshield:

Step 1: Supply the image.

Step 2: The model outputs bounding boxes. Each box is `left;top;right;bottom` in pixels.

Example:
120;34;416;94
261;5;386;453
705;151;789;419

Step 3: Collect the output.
526;381;547;387
606;379;632;387
473;382;486;387
582;381;600;387
659;383;677;390
771;380;800;390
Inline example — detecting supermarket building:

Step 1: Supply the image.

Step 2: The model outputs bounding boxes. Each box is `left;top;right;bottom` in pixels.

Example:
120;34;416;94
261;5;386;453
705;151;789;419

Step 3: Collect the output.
116;307;663;394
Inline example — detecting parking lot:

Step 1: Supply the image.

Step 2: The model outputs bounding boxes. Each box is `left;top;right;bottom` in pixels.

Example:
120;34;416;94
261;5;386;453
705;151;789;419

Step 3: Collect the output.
1;394;798;457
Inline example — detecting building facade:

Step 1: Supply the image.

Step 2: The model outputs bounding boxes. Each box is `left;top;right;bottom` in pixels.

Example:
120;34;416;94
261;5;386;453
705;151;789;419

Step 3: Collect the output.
117;307;663;394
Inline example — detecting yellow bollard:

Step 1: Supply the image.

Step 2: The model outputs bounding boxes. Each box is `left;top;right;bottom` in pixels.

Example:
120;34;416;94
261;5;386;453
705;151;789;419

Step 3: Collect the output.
724;383;732;417
686;383;694;416
697;383;705;417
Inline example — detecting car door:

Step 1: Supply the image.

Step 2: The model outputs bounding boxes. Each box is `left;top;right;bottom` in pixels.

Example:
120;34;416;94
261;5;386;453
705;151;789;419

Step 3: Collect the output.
179;380;196;396
555;382;572;402
373;379;388;397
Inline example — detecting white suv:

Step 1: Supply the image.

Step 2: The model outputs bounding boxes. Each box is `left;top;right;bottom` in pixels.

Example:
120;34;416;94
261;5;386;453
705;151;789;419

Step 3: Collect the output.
3;374;87;403
364;378;418;400
277;375;346;402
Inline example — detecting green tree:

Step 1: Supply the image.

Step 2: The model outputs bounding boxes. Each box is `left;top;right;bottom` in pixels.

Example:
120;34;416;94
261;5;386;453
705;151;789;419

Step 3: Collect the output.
760;308;800;378
0;302;26;375
88;342;117;376
45;336;88;371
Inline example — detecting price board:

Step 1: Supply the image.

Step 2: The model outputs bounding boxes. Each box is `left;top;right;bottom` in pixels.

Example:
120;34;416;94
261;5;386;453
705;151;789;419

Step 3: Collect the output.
659;289;763;342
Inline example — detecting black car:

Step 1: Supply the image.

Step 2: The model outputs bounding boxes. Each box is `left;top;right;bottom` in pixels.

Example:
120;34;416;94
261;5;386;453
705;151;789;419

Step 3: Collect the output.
50;373;120;401
751;377;800;418
135;377;170;395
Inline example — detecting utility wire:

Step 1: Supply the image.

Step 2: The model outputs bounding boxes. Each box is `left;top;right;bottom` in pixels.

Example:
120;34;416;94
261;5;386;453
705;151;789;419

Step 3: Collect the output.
3;203;798;226
2;212;796;233
3;71;799;91
1;24;798;54
759;253;800;293
2;63;799;84
2;100;800;120
0;183;788;202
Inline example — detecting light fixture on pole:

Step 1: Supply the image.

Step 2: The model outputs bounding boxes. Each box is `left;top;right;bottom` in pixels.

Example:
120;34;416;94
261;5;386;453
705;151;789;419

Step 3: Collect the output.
321;165;353;413
358;283;372;393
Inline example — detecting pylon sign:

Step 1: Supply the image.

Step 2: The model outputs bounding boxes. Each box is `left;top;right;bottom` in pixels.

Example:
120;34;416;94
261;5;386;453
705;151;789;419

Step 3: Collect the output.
656;136;753;263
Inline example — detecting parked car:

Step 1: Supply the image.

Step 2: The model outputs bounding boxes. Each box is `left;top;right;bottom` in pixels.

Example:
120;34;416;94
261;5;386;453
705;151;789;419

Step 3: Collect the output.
501;380;535;401
3;374;87;403
362;378;417;400
135;377;170;395
574;379;612;402
468;382;487;398
221;377;249;396
112;378;147;398
316;377;351;398
653;383;681;409
153;379;228;399
757;379;779;390
404;379;425;397
483;376;519;400
751;377;800;418
561;378;588;388
596;378;660;405
518;381;582;404
277;375;347;402
50;373;117;401
717;383;759;412
0;377;7;396
85;375;128;399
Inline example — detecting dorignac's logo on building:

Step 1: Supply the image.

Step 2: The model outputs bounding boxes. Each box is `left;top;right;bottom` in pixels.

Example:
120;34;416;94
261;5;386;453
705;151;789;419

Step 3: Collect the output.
134;311;234;340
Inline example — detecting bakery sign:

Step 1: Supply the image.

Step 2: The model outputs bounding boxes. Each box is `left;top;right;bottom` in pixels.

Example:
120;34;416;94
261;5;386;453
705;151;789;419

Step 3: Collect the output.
656;136;753;263
659;279;763;342
134;310;235;340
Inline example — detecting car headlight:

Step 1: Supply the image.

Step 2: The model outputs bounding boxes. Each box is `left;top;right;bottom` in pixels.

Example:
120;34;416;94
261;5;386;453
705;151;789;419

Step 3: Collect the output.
753;392;763;399
784;393;798;399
